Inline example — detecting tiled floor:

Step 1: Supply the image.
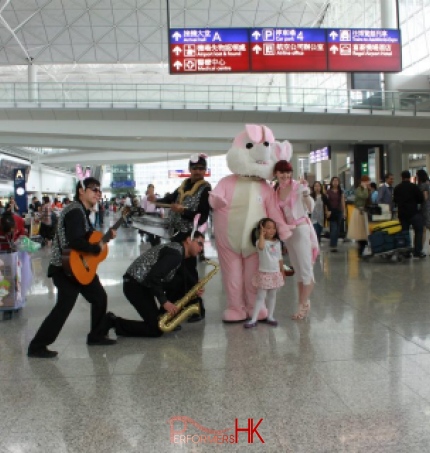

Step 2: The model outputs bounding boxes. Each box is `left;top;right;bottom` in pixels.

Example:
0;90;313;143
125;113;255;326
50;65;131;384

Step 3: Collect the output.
2;222;430;452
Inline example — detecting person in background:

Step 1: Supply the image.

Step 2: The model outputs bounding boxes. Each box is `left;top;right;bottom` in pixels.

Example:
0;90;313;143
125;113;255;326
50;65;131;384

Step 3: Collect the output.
416;169;430;252
52;198;62;209
370;182;378;204
347;175;370;257
5;196;19;214
39;196;53;246
310;181;330;244
140;184;162;246
326;176;346;253
29;196;41;214
0;201;4;215
377;173;394;217
0;211;27;251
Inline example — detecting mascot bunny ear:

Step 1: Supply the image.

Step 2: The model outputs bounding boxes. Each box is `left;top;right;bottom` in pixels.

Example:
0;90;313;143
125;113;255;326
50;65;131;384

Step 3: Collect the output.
273;140;293;162
76;164;84;181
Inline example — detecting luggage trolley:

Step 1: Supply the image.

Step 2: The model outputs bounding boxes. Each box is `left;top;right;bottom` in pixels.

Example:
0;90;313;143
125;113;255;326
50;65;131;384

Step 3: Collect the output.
363;214;412;262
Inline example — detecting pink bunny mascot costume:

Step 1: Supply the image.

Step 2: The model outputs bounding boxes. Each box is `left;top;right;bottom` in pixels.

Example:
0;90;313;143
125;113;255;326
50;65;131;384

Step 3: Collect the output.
209;124;294;322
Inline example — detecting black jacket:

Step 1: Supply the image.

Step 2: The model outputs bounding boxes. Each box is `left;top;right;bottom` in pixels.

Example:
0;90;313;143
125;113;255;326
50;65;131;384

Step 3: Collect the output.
393;181;423;220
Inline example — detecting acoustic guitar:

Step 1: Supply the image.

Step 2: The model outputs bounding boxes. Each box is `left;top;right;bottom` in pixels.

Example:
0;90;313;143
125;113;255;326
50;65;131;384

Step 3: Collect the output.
62;208;130;285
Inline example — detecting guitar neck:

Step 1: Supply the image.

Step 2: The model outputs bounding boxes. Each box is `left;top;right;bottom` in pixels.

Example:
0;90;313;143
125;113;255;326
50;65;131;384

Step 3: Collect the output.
100;215;124;243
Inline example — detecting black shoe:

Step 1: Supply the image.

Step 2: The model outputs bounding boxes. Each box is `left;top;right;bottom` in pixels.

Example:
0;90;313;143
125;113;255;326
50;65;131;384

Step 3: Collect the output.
413;252;426;259
28;347;58;359
101;312;117;336
187;313;205;323
330;248;338;253
87;336;117;346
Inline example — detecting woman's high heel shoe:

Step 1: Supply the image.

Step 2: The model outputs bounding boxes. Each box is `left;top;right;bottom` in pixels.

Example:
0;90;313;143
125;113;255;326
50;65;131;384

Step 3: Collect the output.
291;301;310;320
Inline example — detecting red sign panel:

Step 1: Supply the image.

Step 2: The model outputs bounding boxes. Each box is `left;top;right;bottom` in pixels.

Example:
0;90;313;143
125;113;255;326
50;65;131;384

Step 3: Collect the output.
327;29;402;72
169;29;250;73
250;28;327;72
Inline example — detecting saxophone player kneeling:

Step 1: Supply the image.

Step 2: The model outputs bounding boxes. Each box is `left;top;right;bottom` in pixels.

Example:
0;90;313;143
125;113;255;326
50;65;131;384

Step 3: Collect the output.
112;230;218;337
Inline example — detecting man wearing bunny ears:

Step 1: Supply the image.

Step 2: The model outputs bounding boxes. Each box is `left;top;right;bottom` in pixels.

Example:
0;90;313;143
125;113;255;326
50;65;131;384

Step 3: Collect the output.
148;153;211;234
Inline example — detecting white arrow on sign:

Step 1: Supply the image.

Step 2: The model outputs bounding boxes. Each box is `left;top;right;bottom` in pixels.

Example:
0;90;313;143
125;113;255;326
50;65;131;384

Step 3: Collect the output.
172;31;182;41
252;30;261;40
252;44;262;54
330;44;339;54
173;61;183;70
173;46;182;55
329;31;338;40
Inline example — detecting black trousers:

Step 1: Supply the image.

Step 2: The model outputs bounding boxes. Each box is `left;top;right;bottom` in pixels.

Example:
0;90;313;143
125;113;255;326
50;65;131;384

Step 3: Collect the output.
29;270;108;350
115;278;163;337
400;213;423;255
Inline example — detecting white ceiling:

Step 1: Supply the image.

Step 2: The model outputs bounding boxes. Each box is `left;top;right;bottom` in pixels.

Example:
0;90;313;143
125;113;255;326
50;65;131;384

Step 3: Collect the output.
0;0;327;65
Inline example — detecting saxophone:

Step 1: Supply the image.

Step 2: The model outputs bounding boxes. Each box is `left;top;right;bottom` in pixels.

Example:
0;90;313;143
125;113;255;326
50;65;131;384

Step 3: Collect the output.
158;260;220;333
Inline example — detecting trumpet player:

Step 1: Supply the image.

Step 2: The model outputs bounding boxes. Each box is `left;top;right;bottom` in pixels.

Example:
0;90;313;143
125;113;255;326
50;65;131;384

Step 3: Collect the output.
111;230;204;338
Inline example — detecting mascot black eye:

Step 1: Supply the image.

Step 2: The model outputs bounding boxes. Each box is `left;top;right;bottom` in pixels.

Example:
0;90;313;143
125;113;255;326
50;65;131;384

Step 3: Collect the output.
263;141;269;147
246;143;254;149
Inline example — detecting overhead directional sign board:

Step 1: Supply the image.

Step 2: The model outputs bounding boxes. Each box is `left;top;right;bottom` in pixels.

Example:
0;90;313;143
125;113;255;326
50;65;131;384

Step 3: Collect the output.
327;28;402;72
169;28;250;73
168;27;402;74
250;28;327;71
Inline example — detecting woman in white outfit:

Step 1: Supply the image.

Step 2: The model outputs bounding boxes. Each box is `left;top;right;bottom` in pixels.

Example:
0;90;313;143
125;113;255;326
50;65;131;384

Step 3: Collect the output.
274;160;319;320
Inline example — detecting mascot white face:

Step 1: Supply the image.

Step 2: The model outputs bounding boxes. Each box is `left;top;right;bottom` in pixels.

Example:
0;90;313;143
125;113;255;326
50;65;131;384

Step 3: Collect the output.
226;124;277;181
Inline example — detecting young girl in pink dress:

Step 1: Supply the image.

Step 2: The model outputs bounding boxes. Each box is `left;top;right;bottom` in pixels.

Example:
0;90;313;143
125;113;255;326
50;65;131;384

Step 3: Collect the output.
274;160;319;320
244;218;285;328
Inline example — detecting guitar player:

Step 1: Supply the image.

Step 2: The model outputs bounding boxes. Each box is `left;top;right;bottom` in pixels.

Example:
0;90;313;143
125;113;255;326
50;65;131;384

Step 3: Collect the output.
28;177;117;358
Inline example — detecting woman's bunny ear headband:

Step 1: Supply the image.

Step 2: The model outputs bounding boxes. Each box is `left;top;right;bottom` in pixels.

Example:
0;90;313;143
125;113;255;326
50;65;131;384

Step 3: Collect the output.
273;141;293;162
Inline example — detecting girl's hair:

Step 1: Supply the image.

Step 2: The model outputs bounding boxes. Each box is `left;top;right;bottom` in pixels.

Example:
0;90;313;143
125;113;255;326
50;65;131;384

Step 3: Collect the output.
416;169;429;184
370;182;377;190
250;217;279;244
273;160;293;174
310;181;324;200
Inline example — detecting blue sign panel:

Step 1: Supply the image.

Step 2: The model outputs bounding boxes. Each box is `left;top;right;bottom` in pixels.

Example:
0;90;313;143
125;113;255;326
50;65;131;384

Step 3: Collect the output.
170;28;249;44
250;28;326;43
110;181;136;189
13;168;27;214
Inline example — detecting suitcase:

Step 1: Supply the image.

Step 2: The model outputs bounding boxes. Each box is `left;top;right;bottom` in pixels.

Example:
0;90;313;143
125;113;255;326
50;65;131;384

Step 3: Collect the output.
372;220;402;235
368;231;395;254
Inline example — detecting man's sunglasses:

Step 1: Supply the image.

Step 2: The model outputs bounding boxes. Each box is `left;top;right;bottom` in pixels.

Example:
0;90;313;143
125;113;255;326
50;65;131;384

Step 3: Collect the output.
190;166;206;171
194;240;204;247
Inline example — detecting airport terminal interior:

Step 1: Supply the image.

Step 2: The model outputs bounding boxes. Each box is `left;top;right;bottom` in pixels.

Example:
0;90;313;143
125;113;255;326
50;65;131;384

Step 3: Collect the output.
1;0;430;451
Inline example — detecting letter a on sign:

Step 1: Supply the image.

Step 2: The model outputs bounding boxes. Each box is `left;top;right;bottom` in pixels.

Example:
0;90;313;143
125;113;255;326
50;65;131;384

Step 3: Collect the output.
212;32;221;41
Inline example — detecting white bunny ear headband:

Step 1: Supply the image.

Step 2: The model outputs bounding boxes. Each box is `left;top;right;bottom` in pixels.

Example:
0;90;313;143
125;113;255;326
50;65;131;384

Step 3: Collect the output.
273;141;293;162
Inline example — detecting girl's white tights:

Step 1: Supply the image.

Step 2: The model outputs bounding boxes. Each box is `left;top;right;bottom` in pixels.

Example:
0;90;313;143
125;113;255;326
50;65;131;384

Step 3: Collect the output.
250;288;278;323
